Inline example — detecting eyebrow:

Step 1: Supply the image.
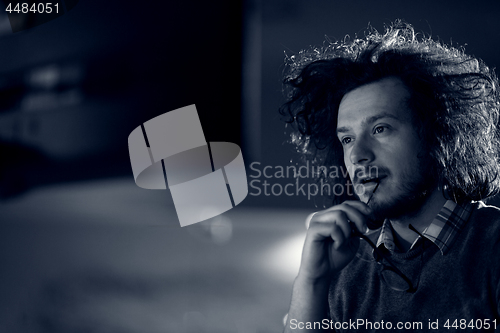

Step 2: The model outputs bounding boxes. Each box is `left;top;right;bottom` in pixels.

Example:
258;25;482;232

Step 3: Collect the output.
336;112;401;135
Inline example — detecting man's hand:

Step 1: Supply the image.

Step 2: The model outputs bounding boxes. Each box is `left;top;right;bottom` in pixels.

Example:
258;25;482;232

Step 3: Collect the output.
283;201;373;333
298;201;373;284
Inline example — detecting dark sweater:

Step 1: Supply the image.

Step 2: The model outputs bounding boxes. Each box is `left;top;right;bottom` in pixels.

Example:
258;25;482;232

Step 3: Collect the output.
328;201;500;332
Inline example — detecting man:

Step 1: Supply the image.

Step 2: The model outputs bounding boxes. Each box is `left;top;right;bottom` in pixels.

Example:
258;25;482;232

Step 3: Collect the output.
280;21;500;332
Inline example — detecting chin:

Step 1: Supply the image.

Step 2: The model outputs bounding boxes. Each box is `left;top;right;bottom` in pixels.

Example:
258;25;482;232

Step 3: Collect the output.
370;187;434;221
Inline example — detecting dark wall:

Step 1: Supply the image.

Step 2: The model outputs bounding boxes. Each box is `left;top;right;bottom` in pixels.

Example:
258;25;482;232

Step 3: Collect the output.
0;0;243;197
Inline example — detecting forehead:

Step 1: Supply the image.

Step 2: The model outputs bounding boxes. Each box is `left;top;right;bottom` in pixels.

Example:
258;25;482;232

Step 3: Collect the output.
337;77;411;127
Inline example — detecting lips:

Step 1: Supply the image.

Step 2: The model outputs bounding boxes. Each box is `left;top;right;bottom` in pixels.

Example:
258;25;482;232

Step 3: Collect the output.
355;174;387;186
360;177;380;184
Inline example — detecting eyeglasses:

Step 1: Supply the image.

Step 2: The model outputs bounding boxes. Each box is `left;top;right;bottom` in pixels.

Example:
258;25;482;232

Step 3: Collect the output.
350;222;423;293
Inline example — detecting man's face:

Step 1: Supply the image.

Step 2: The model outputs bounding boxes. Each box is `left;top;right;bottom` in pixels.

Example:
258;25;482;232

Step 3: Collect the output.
336;77;434;223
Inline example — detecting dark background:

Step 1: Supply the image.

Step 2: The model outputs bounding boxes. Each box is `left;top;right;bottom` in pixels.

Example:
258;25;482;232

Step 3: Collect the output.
0;0;243;197
1;1;500;332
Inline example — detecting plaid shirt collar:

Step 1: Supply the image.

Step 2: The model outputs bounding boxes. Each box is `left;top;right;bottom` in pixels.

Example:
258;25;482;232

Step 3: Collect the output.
375;200;474;255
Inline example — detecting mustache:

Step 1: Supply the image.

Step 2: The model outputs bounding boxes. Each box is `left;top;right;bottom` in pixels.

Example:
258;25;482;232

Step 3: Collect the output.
352;165;390;184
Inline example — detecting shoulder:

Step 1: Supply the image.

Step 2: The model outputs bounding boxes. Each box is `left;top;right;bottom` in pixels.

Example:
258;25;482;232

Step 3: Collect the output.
468;200;500;224
460;201;500;251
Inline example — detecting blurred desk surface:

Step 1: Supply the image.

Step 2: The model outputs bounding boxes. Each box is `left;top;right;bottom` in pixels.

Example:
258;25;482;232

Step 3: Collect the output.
0;177;313;333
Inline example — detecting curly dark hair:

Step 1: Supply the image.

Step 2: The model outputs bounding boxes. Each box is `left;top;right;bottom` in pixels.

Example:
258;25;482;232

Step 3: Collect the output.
279;20;500;206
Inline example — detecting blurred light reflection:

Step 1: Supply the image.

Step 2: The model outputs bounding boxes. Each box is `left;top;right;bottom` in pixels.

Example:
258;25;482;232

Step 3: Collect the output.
263;233;304;282
186;214;233;245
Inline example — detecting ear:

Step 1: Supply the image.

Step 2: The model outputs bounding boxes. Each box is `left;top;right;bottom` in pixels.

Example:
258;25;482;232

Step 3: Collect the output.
440;180;456;202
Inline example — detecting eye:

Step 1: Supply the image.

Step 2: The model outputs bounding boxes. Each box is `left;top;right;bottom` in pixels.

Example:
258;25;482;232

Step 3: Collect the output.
340;137;352;145
373;125;386;134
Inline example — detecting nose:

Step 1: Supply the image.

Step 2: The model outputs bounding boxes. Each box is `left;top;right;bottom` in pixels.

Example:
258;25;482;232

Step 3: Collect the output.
349;135;375;166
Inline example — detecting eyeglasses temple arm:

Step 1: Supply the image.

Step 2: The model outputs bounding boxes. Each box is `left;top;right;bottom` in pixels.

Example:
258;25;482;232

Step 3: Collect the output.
350;222;416;292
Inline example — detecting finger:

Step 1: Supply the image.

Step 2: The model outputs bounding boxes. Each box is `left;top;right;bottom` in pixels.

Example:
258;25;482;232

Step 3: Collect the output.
330;222;347;250
316;203;369;235
342;201;382;232
341;201;374;233
305;212;318;229
308;210;352;244
307;219;348;251
341;200;373;216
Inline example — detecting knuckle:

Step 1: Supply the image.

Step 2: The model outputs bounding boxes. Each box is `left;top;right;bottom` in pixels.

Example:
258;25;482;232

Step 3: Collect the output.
308;220;320;229
330;209;346;218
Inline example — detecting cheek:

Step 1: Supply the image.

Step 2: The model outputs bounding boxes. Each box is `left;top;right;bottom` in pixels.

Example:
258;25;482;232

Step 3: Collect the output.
389;135;421;160
391;148;423;177
342;148;352;166
343;156;350;167
343;156;354;178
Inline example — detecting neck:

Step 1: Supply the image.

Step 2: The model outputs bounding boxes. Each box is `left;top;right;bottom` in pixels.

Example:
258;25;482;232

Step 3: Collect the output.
390;187;447;252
